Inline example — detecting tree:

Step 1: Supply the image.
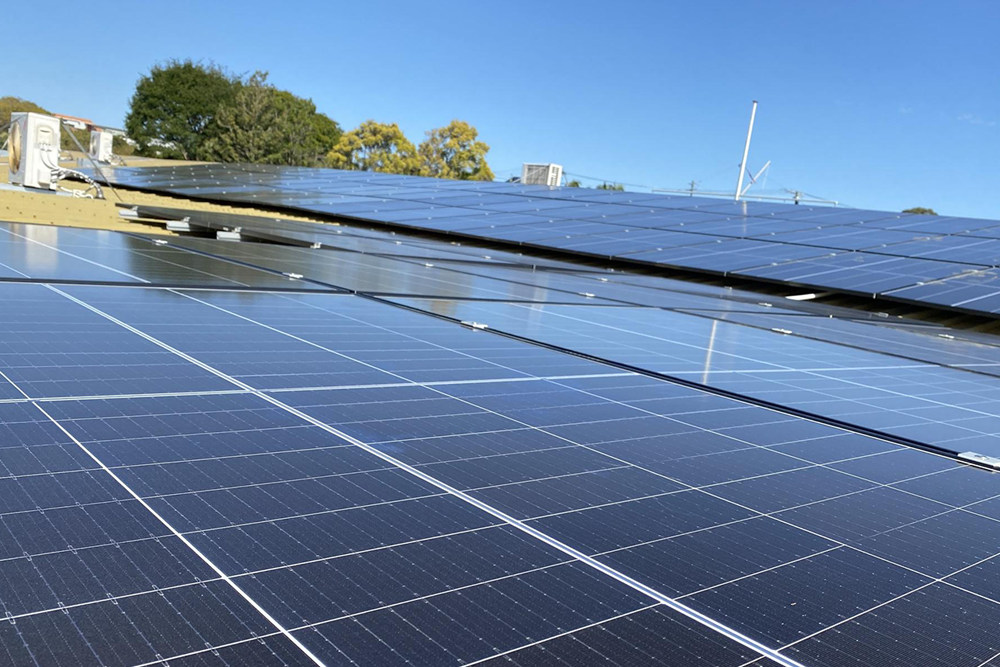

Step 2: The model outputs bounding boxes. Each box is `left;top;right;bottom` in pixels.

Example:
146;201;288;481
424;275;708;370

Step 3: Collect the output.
327;120;419;174
269;90;342;163
597;182;625;191
199;72;324;166
903;207;937;215
310;111;343;156
1;97;49;147
417;120;493;181
0;96;89;151
566;179;582;187
125;60;238;159
112;136;135;157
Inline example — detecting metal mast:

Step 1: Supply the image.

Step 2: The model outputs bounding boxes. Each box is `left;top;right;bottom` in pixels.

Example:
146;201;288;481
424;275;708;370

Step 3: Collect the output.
734;100;758;201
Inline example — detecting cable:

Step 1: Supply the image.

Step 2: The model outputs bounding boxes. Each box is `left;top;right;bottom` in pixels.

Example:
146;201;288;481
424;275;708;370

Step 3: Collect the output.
57;168;105;199
37;144;105;199
0;119;11;152
58;120;123;202
561;171;653;191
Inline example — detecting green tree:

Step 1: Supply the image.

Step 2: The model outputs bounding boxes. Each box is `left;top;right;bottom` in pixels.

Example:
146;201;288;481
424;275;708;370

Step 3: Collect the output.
0;96;89;150
125;59;238;159
200;72;325;166
903;207;937;215
417;120;494;181
270;90;342;162
327;120;419;174
566;179;582;187
112;136;135;157
597;182;625;191
1;97;49;147
309;110;343;156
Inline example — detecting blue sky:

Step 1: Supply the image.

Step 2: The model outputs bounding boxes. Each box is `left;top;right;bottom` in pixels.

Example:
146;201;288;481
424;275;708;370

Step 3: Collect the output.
7;1;998;218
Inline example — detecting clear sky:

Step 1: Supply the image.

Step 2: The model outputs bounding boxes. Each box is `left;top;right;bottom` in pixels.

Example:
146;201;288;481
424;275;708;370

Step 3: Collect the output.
6;1;998;218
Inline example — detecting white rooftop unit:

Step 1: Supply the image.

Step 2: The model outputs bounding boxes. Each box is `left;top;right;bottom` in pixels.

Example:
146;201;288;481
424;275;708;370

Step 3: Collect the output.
8;112;61;190
89;130;114;163
521;163;563;187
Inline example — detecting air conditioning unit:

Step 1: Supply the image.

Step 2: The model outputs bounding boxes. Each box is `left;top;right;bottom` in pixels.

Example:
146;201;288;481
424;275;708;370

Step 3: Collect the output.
521;163;563;187
89;130;114;163
8;112;61;190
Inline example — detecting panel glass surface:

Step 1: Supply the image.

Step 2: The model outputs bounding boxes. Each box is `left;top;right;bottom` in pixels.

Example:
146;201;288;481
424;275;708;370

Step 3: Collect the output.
3;244;1000;666
389;298;1000;456
83;163;1000;316
0;221;326;290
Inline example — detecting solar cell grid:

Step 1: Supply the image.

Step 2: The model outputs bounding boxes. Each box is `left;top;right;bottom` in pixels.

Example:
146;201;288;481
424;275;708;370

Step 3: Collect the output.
739;252;982;294
83;163;1000;316
761;226;922;250
886;268;1000;313
159;236;605;302
463;221;621;243
19;164;1000;666
683;307;1000;375
8;220;1000;665
0;283;233;398
0;222;328;291
622;238;834;272
549;233;720;257
387;298;1000;457
862;214;1000;235
3;284;848;667
127;204;580;268
582;209;728;227
962;226;1000;240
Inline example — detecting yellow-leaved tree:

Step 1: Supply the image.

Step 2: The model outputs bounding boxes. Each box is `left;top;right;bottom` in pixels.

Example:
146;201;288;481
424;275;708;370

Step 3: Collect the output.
418;120;494;181
326;120;419;174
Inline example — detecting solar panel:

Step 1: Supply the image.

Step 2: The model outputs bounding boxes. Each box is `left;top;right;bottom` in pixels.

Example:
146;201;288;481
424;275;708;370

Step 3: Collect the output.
886;269;1000;314
161;237;611;303
123;204;589;271
386;298;1000;457
619;238;834;273
4;280;992;667
739;253;982;294
8;168;1000;666
0;221;328;291
682;308;1000;375
81;163;1000;317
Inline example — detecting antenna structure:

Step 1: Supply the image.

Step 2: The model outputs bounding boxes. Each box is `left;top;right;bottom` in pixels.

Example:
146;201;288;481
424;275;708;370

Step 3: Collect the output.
735;100;758;201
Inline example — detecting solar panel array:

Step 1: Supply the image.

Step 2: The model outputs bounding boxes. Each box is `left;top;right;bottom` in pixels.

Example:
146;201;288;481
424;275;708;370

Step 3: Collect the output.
3;203;1000;667
87;163;1000;317
114;205;1000;458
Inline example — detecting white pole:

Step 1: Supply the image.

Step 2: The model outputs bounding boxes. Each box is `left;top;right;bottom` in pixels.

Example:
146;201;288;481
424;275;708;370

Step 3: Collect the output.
735;100;758;201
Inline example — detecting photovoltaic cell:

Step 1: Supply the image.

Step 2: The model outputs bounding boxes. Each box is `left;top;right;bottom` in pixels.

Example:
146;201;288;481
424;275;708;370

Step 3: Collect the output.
5;166;1000;666
163;236;609;302
387;298;1000;457
0;221;328;290
79;163;1000;317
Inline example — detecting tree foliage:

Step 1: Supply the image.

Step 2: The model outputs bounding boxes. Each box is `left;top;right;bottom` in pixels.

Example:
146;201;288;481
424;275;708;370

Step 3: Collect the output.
417;120;493;181
199;72;339;166
327;120;419;174
903;207;937;215
1;97;48;147
597;182;625;191
566;179;582;187
310;111;343;156
112;136;135;156
125;60;238;159
0;96;90;150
